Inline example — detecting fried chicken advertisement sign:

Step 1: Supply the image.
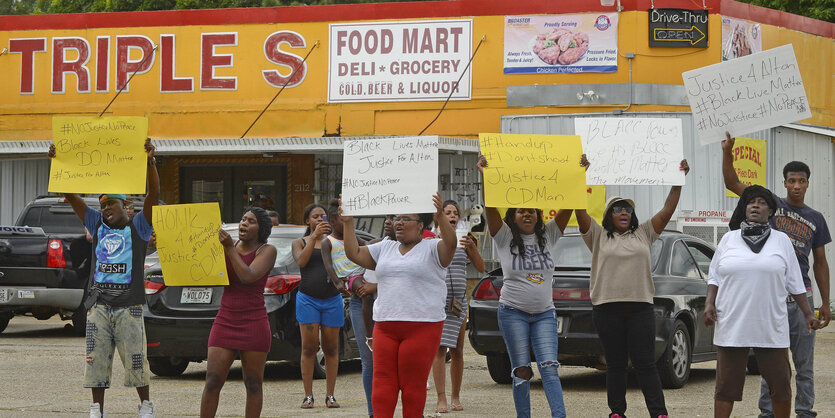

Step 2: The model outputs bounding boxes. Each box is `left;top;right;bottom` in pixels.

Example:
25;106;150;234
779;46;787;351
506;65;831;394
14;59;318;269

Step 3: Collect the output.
504;14;618;74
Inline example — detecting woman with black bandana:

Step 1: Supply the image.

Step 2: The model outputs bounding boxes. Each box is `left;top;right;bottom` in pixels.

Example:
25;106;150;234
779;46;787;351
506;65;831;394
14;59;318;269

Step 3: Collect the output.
704;185;821;418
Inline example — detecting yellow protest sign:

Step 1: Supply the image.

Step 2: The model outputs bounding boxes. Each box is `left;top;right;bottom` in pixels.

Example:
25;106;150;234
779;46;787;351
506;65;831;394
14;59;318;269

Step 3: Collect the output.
499;186;606;227
479;133;588;209
726;137;767;197
49;116;148;194
153;203;229;286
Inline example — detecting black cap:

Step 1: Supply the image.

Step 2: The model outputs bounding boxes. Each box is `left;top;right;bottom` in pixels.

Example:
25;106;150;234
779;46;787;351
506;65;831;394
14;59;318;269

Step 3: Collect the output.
728;185;777;230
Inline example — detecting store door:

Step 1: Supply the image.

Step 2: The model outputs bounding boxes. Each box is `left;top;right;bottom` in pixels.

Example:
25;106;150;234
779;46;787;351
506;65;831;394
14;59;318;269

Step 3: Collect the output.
180;164;288;223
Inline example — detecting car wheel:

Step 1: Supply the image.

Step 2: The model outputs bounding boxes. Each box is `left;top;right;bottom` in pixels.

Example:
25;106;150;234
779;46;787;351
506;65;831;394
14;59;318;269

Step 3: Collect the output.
148;357;189;377
747;354;761;375
0;314;11;334
312;348;327;379
486;353;512;384
71;308;86;337
657;320;691;389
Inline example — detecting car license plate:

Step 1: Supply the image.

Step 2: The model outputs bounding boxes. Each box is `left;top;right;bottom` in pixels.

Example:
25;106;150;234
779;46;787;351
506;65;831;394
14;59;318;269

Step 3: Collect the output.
181;287;212;304
0;289;7;303
557;316;565;334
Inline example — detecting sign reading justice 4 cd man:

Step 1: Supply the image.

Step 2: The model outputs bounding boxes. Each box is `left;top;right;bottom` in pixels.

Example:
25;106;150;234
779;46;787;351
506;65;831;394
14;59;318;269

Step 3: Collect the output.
328;19;473;102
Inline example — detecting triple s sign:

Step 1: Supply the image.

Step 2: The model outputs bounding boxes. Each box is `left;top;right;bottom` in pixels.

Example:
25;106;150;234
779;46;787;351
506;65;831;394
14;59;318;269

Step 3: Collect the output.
6;19;473;102
7;32;309;94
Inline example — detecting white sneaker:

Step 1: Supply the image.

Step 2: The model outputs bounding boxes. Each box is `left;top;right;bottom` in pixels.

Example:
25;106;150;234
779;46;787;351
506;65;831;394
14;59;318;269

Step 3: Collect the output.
138;400;156;418
90;403;107;418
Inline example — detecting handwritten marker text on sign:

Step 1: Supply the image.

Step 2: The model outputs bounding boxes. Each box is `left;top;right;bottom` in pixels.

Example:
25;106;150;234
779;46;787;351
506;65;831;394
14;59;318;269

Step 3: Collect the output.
682;44;811;145
478;133;587;209
341;136;439;216
575;117;685;186
48;116;148;194
152;203;228;287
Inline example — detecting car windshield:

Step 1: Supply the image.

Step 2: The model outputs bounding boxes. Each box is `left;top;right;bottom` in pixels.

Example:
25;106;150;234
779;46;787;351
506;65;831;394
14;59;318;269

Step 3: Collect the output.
550;235;664;270
550;235;592;267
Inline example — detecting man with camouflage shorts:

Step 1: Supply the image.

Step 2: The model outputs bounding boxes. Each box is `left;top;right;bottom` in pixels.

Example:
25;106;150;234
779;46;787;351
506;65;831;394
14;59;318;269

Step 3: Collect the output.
49;138;160;418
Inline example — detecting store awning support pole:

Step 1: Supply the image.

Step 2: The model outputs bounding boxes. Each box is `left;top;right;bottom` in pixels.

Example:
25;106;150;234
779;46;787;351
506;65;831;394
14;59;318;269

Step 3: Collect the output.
418;34;486;136
241;41;320;139
99;44;159;118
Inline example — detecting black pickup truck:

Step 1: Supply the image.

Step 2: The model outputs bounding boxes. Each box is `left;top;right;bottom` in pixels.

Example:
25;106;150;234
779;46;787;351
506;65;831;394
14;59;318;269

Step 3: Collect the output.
0;195;99;335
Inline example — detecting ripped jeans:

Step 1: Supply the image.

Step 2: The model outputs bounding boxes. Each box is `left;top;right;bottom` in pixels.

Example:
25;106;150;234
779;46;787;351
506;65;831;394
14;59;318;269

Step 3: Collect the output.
497;304;566;418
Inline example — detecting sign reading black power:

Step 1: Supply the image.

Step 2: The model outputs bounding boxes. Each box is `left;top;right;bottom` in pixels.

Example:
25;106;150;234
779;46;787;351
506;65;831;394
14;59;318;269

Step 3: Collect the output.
649;8;708;48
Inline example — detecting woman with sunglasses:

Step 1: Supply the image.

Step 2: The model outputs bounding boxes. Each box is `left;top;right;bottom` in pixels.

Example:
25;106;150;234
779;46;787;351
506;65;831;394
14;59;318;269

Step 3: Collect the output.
573;154;689;418
477;155;573;418
340;193;457;418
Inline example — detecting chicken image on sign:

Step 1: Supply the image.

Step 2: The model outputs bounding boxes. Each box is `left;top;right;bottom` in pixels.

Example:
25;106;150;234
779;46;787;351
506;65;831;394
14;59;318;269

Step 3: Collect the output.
48;116;149;194
328;19;472;102
479;133;587;209
153;203;228;287
504;13;619;74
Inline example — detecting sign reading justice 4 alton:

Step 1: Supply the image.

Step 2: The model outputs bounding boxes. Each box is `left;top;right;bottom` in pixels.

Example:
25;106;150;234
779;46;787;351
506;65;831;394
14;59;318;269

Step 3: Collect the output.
48;116;148;194
328;19;472;102
683;44;811;145
341;136;439;216
575;118;685;186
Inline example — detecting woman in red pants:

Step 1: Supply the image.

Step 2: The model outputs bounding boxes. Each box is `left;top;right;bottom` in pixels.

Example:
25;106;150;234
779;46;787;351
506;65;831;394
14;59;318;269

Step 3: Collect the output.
341;192;457;418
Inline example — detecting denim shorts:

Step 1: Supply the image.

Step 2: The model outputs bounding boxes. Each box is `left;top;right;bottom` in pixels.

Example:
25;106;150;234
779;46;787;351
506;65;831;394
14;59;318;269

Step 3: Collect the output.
296;292;345;327
84;303;150;388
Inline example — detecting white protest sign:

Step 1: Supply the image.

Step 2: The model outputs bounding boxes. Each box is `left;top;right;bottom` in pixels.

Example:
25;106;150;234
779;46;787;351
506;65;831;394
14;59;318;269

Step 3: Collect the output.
683;44;811;145
575;118;685;186
328;19;472;103
341;136;439;216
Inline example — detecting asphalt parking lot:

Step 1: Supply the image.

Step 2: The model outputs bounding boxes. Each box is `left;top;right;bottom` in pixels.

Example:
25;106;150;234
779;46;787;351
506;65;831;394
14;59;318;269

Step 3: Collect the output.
2;316;834;417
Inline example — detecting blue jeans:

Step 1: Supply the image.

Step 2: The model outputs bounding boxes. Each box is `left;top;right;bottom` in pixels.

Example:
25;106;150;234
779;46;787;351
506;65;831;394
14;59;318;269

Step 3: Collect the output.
759;295;817;418
350;295;373;416
497;303;566;418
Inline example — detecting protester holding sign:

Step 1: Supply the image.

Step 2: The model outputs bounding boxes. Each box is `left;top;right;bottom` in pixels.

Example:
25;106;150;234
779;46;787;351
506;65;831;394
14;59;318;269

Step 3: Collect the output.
200;207;277;418
291;203;344;409
721;133;831;418
48;139;159;418
431;199;486;414
340;192;457;418
704;185;821;418
476;155;572;418
574;154;688;418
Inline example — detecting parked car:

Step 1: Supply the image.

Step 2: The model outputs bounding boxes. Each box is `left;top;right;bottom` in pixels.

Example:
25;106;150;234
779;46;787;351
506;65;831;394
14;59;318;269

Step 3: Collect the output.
0;195;163;336
0;195;100;335
468;231;719;389
143;225;377;377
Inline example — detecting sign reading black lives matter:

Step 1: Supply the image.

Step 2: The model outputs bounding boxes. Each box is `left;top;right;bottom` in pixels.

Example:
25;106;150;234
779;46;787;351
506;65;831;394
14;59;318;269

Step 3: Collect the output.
341;136;438;216
328;19;472;102
683;44;811;145
649;9;708;48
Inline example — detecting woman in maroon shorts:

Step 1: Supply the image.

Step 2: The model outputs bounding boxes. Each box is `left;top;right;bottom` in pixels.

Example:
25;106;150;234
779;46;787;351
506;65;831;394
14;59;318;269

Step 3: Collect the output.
200;207;277;418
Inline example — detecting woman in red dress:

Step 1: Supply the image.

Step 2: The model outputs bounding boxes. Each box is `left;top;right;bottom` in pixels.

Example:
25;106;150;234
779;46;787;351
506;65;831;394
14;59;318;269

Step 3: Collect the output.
200;207;277;418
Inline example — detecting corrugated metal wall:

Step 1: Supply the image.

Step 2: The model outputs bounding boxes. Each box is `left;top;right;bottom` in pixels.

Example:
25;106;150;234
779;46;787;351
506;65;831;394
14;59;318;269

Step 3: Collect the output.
501;112;834;303
0;158;50;225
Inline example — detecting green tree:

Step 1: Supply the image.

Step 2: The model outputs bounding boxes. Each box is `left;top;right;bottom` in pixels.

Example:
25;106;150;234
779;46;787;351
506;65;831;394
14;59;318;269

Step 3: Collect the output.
735;0;834;23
